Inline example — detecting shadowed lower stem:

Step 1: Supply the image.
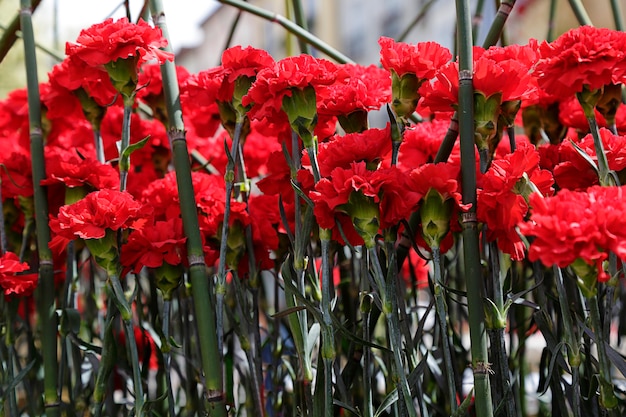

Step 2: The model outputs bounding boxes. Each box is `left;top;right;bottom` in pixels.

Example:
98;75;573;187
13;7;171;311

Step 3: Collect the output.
456;0;494;414
19;1;59;415
368;246;416;417
150;1;226;413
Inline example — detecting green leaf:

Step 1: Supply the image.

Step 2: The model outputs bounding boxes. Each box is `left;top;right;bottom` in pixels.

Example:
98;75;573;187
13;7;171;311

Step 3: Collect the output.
4;359;36;395
374;388;398;417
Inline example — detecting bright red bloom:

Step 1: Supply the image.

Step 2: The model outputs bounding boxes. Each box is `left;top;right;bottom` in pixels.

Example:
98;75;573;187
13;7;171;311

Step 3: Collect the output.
378;37;451;79
243;54;337;122
55;189;146;240
310;126;392;177
317;64;391;117
0;252;34;298
386;117;460;171
41;146;119;190
311;162;420;246
534;26;626;99
520;185;626;282
542;128;626;190
121;216;187;273
66;18;173;68
137;63;190;122
477;141;554;260
420;55;533;113
558;95;607;134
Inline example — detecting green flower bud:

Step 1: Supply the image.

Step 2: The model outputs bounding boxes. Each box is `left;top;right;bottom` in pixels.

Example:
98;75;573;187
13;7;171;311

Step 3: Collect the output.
105;55;140;100
282;85;318;148
419;188;453;249
344;191;380;248
391;70;420;119
154;262;184;300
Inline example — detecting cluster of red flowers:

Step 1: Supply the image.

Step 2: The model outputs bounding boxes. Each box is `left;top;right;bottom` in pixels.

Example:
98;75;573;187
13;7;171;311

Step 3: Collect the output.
2;19;626;302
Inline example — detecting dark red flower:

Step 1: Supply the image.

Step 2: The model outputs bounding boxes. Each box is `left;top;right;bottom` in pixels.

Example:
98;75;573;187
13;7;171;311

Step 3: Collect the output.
520;185;626;282
311;162;420;246
243;54;337;123
534;26;626;100
42;146;119;190
0;252;34;298
66;18;173;69
477;141;554;260
379;37;451;79
137;63;190;122
55;189;146;240
310;126;392;177
317;63;391;119
121;216;187;273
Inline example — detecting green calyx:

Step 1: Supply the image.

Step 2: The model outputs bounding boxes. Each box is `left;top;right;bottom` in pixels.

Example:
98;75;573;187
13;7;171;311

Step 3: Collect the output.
337;109;369;134
74;87;106;131
154;262;183;300
105;55;140;100
343;191;380;248
473;92;502;152
576;85;603;119
419;188;452;249
390;70;421;119
596;83;622;126
571;257;599;298
282;85;318;148
85;230;120;276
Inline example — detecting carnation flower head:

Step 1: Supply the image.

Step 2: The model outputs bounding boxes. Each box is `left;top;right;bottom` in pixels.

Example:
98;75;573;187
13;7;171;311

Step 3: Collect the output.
66;18;174;99
379;37;451;118
477;141;554;260
534;26;626;100
520;185;626;285
0;252;34;298
317;64;391;132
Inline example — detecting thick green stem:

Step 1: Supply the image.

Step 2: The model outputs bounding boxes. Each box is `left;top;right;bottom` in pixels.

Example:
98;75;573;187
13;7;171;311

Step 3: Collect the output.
19;1;59;415
472;0;486;45
218;0;353;63
587;294;618;412
149;1;226;413
553;266;581;417
610;0;625;31
318;232;335;416
93;129;105;164
0;0;42;64
456;0;493;415
432;247;458;412
368;246;416;417
567;0;593;26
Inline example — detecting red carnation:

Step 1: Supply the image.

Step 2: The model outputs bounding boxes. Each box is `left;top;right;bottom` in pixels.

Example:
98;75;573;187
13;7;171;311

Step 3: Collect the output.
66;18;173;69
520;185;626;282
0;252;34;298
477;141;554;260
379;37;451;79
55;189;146;240
534;26;626;100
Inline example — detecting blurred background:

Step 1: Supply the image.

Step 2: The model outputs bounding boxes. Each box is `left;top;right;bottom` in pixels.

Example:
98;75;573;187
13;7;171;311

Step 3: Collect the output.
1;0;625;99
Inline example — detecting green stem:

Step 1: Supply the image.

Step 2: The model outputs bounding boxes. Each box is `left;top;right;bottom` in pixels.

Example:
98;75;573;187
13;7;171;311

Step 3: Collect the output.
149;1;226;413
547;0;558;41
291;0;311;55
93;304;116;417
218;0;354;63
162;300;176;417
456;0;494;415
610;0;625;31
481;0;516;49
361;293;374;417
432;247;458;412
93;129;105;164
553;266;581;417
486;242;514;417
119;101;133;191
108;273;144;414
319;231;335;416
585;114;612;185
19;1;59;415
0;0;42;64
368;246;416;417
216;120;244;358
587;294;618;412
567;0;593;26
472;0;486;45
4;300;18;417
